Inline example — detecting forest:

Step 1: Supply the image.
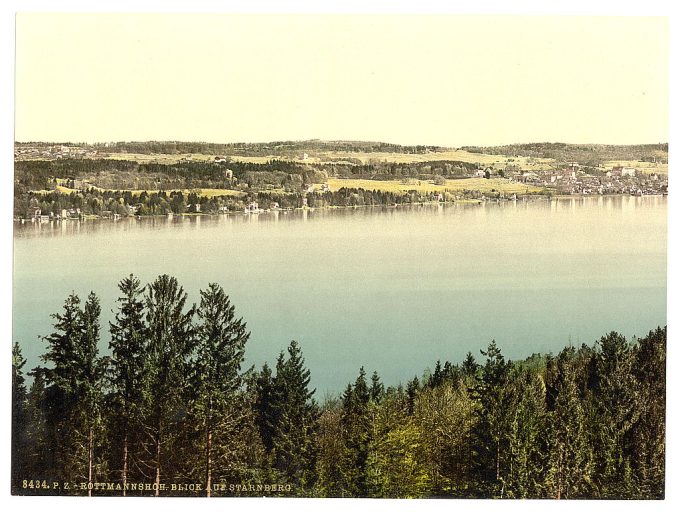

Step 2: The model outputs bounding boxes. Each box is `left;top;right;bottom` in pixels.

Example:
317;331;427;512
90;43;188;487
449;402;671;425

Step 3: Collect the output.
11;275;666;498
462;143;669;165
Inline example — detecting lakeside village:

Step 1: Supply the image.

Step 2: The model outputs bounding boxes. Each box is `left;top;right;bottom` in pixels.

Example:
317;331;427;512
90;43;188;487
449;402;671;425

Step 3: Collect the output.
15;147;668;223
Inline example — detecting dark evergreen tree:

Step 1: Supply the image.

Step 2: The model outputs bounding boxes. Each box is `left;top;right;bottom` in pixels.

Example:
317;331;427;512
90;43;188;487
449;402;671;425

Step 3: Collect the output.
340;367;371;496
77;292;108;496
370;370;384;402
11;342;30;492
33;292;107;494
505;368;548;498
472;340;512;497
188;283;251;496
589;332;638;498
142;275;195;495
253;362;276;453
35;293;85;485
461;351;479;379
107;274;147;494
269;341;317;493
545;347;594;499
406;376;420;415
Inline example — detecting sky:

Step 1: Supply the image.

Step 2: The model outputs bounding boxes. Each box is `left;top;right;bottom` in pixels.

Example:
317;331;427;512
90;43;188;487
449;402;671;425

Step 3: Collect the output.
14;13;670;146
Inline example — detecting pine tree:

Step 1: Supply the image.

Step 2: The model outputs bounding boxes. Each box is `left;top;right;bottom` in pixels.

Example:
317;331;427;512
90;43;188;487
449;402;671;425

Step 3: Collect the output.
11;342;30;493
269;341;317;493
461;351;479;379
504;368;548;498
24;371;50;485
472;340;512;497
142;275;195;495
589;331;639;498
340;367;371;496
76;292;108;496
35;292;107;494
108;274;147;494
253;362;276;453
406;376;420;415
545;347;594;499
370;370;384;402
188;283;250;496
36;293;83;485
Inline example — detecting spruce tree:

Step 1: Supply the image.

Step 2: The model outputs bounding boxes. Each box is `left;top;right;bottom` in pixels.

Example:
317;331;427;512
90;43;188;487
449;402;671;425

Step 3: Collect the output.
472;340;512;497
269;341;317;493
77;292;108;496
370;370;384;403
545;347;593;499
143;275;195;495
589;332;638;498
108;274;147;494
36;292;106;494
189;283;250;496
11;342;30;493
340;367;371;496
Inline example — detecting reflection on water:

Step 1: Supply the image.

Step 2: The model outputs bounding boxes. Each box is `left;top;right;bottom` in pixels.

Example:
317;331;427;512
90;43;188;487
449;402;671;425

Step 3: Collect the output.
13;196;667;394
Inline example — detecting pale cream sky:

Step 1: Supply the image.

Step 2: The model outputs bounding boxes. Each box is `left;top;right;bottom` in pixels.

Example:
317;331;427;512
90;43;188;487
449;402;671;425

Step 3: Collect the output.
15;13;668;146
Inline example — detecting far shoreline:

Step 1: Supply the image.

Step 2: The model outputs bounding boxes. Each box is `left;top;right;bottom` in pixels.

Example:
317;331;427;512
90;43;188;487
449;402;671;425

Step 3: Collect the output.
13;193;667;227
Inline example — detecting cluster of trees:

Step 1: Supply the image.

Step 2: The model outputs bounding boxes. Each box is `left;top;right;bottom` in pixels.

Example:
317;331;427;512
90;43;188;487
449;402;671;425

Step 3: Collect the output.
16;185;497;220
14;159;320;195
462;143;669;166
12;276;666;498
15;189;247;218
15;187;441;220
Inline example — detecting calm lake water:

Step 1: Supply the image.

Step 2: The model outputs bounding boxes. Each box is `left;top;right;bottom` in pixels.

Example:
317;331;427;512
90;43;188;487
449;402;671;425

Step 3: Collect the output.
13;196;667;395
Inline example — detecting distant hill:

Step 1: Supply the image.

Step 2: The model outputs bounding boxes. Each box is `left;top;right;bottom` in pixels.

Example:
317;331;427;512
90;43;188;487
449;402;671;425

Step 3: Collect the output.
16;140;668;167
461;142;668;165
15;140;445;156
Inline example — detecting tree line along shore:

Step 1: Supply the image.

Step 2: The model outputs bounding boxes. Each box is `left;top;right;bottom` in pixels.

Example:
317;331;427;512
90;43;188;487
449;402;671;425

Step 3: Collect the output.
12;274;666;498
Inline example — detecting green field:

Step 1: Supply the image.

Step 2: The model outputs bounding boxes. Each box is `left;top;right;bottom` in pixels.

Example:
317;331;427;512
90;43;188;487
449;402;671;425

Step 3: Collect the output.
321;178;545;195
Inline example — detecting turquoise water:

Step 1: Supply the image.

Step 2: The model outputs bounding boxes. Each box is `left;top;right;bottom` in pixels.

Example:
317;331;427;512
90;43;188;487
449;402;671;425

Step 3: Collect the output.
13;196;667;395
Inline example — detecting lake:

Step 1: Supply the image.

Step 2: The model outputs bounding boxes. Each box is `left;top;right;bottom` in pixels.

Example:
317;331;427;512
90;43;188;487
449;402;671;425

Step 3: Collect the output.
13;195;667;395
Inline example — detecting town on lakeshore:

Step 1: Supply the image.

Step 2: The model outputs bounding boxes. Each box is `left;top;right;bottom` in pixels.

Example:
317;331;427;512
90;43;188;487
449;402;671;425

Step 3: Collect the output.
14;140;668;222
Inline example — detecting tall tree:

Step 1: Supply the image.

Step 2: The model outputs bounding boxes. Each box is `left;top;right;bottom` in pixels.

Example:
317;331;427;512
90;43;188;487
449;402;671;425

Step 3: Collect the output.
11;342;30;492
143;275;195;496
589;332;638;498
108;274;147;495
471;340;512;497
545;347;594;499
189;283;250;496
35;292;107;493
504;368;548;498
340;367;371;496
36;293;84;485
77;292;108;496
269;341;317;493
